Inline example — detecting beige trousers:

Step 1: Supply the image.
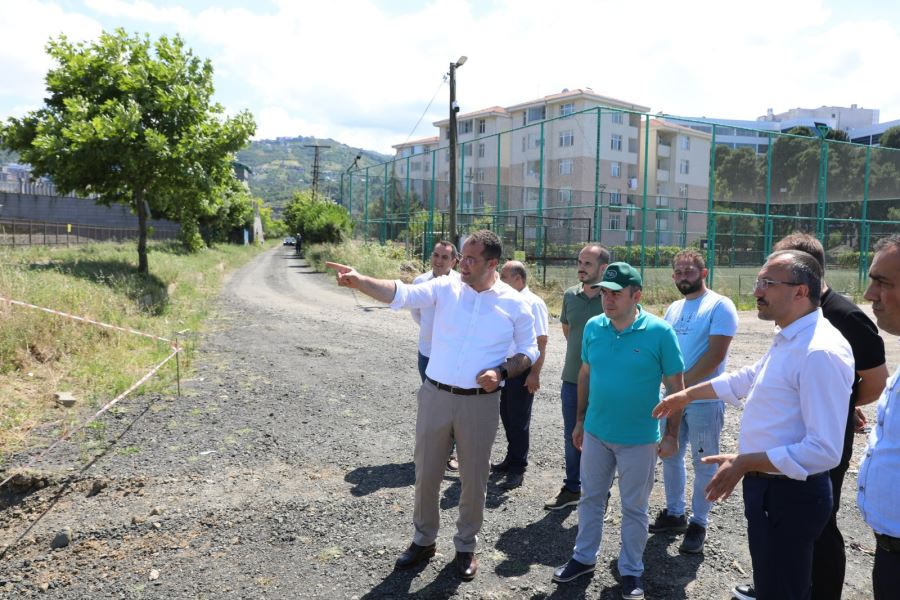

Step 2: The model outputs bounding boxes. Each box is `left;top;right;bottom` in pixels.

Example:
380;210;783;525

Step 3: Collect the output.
412;379;500;552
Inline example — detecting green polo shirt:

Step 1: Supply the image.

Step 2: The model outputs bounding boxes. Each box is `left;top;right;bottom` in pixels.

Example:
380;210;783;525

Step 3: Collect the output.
581;306;684;445
560;283;605;384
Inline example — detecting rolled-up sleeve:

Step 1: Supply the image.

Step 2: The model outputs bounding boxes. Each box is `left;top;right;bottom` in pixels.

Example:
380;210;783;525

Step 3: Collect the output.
512;304;539;364
766;349;854;480
710;358;764;408
389;279;441;311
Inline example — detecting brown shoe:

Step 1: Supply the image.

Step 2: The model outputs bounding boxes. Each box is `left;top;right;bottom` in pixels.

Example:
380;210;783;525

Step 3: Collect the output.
394;542;436;570
455;551;478;580
446;456;459;472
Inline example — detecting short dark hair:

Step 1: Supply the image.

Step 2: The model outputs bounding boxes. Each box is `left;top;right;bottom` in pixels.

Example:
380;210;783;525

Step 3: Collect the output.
466;230;502;262
773;232;825;271
767;249;823;307
433;239;458;257
582;243;611;265
672;249;706;270
874;234;900;254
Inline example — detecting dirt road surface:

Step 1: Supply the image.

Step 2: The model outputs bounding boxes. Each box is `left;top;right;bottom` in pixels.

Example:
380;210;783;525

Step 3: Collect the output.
1;247;897;599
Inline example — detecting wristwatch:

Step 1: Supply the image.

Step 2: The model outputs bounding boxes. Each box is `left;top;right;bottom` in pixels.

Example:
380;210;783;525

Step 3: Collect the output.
498;365;509;381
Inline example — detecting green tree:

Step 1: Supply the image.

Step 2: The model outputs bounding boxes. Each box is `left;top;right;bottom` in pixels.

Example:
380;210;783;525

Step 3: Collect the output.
0;29;255;273
283;190;351;244
879;126;900;149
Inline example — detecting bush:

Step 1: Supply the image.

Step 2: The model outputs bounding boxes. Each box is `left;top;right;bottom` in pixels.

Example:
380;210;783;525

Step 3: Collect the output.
283;191;351;244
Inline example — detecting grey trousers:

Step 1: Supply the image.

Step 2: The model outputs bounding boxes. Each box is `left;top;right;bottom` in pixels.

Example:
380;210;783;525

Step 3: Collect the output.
412;380;500;552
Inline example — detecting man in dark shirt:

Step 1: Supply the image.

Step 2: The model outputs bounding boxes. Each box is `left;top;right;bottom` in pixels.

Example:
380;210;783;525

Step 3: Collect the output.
732;232;888;600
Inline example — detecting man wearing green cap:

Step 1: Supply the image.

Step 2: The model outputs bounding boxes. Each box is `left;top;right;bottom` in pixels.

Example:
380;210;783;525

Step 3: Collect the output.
552;262;685;600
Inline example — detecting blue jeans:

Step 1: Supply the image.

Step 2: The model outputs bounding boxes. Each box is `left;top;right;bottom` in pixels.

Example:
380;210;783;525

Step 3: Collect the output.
744;472;832;600
417;352;429;383
572;431;657;577
661;401;724;527
561;381;581;493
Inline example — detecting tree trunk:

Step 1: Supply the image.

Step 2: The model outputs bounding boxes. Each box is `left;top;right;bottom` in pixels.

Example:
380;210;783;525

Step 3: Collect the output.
136;188;149;274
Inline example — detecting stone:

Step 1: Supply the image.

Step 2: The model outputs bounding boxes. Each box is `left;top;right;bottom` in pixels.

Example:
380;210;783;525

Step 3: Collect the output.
50;528;72;549
53;392;76;408
148;569;160;581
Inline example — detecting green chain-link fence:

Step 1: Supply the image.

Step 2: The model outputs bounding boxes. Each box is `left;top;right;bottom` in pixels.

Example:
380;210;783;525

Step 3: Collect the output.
340;106;900;297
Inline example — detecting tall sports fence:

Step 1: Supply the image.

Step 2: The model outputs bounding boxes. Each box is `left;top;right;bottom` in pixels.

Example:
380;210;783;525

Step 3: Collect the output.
338;106;900;294
0;218;180;248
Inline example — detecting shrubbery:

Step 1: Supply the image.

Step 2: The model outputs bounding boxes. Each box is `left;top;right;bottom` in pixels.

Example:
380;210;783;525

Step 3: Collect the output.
283;191;351;244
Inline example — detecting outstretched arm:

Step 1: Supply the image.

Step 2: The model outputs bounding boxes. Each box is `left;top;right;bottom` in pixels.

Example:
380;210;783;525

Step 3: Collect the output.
325;262;397;304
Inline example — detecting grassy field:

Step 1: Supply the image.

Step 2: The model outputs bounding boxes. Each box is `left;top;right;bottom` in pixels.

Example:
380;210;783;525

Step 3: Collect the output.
0;240;272;463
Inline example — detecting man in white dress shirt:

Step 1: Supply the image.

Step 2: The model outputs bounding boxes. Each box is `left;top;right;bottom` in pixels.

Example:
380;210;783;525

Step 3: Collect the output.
654;249;854;599
857;234;900;600
492;260;550;491
326;230;538;582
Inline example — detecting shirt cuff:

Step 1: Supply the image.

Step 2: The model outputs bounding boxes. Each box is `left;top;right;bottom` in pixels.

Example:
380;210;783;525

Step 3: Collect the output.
388;280;407;310
711;375;742;408
765;447;808;480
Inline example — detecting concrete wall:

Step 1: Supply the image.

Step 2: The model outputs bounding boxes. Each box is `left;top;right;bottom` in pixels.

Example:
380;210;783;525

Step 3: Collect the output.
0;191;179;232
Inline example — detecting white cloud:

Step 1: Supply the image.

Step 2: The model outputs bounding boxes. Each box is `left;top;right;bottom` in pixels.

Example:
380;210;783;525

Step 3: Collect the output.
3;0;900;153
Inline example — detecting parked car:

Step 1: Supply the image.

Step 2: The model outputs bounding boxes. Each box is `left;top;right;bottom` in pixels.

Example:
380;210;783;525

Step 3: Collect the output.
283;237;295;246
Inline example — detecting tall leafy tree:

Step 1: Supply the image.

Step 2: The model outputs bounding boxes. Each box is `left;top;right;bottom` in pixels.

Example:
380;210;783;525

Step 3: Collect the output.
0;29;255;273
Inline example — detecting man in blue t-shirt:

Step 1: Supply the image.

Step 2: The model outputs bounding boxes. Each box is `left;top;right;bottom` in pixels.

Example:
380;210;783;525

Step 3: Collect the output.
649;249;738;555
552;262;685;600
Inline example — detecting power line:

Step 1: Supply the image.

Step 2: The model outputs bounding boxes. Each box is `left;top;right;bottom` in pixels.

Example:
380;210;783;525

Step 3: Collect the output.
404;74;448;145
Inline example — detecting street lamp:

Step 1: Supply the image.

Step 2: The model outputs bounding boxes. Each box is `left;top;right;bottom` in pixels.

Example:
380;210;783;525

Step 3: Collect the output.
343;154;361;220
448;55;467;244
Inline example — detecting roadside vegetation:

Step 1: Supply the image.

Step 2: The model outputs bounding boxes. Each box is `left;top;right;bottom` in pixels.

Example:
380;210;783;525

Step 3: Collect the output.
0;240;271;463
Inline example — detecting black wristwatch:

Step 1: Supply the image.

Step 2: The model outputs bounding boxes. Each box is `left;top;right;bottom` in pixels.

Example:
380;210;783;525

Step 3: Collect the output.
497;365;509;381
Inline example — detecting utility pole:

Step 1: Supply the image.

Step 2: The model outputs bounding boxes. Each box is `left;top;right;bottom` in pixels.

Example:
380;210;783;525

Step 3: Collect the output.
304;143;330;201
448;55;467;244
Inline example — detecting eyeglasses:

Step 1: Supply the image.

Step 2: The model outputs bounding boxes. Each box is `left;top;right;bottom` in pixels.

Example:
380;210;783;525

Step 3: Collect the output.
754;278;801;291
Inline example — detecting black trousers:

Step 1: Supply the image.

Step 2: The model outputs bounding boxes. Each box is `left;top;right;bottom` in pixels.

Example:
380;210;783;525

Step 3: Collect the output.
874;543;900;600
810;405;856;600
498;369;534;474
744;472;832;600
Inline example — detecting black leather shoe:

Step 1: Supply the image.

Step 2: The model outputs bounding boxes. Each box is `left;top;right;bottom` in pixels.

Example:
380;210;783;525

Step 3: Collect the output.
499;472;524;490
394;542;436;570
490;459;510;474
455;551;478;580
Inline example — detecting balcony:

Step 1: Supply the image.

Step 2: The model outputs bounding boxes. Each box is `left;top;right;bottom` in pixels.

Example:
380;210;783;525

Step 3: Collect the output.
657;169;670;182
657;143;671;158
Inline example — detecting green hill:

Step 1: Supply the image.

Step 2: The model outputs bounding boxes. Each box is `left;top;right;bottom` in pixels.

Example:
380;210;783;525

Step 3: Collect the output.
237;136;391;212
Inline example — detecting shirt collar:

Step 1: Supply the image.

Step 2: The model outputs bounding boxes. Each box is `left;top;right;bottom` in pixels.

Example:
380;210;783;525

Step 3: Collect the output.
775;308;820;341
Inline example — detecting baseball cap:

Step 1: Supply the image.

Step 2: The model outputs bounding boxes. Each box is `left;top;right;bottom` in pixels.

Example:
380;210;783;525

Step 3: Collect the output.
591;262;642;291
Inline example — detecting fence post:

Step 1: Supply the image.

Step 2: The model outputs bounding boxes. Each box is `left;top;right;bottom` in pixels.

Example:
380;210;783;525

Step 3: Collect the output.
536;120;545;259
860;145;872;287
706;124;718;287
405;155;411;252
382;162;388;244
594;106;602;241
764;133;773;257
639;114;650;276
496;132;502;218
364;168;370;242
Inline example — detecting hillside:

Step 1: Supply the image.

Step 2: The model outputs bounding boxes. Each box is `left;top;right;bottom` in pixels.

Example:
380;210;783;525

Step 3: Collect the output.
237;136;391;211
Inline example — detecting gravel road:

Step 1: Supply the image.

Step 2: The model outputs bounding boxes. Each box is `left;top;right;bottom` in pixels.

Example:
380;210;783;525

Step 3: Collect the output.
1;246;897;599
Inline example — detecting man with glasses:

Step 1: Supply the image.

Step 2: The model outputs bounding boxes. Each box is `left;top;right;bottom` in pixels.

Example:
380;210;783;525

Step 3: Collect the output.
650;249;738;554
731;233;887;600
654;250;854;599
411;240;461;471
326;230;538;582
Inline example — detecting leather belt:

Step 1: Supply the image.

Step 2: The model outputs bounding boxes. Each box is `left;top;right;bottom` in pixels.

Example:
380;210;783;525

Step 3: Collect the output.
875;532;900;554
426;377;494;396
746;471;790;480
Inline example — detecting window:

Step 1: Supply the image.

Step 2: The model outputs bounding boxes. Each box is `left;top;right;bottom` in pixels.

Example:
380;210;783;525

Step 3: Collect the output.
559;188;573;204
611;112;624;124
528;133;542;149
411;162;422;172
610;161;621;178
478;143;485;158
609;189;622;205
679;159;690;175
424;161;430;173
679;184;689;197
478;190;485;206
526;160;541;178
458;120;473;135
475;168;485;182
559;130;574;147
462;144;473;157
680;135;691;150
609;215;620;230
524;188;540;208
478;119;486;134
656;196;668;207
611;134;623;151
560;102;575;118
527;106;546;123
522;136;526;152
559;159;573;175
656;216;669;231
